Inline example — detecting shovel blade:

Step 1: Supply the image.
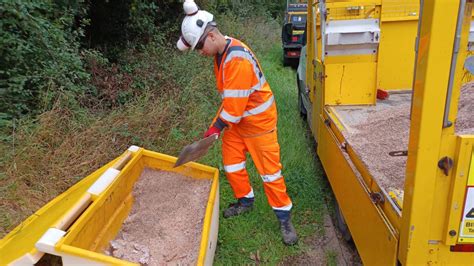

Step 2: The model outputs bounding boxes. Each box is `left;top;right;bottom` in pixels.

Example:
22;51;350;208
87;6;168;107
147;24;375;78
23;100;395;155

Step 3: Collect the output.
174;134;218;168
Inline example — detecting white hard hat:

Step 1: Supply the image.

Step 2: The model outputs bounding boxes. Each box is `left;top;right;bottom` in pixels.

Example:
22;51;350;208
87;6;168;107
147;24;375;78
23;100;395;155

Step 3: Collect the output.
177;0;215;51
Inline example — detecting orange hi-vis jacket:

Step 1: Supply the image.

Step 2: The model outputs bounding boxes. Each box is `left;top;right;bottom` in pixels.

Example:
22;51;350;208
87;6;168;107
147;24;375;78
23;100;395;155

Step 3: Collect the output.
211;37;277;137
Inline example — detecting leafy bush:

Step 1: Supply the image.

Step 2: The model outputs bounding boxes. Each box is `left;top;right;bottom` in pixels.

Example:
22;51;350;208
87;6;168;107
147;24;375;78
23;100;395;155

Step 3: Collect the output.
0;0;284;124
203;0;285;19
0;0;91;120
86;0;182;55
127;0;182;45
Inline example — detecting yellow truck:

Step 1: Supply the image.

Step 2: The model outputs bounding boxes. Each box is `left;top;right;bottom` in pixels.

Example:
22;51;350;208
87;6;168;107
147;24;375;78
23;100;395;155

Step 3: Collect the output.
297;0;474;264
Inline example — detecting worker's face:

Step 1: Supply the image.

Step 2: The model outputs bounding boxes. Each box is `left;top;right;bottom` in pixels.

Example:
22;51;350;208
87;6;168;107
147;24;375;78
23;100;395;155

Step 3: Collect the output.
197;31;218;57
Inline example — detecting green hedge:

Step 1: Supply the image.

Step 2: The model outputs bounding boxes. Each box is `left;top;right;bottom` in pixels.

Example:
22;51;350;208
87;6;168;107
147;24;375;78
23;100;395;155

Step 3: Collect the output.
0;0;284;124
0;0;90;120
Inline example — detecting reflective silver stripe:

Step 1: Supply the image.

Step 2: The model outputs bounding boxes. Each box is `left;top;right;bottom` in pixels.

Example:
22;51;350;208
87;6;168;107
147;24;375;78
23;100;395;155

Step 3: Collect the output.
220;96;274;123
224;50;252;64
224;161;246;173
244;188;254;198
220;109;241;123
224;50;266;89
243;96;274;117
261;170;282;182
272;203;293;211
221;82;263;99
222;89;254;98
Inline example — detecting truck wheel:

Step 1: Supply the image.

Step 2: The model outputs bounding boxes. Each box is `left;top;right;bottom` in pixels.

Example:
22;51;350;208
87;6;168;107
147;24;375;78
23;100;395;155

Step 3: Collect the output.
283;56;291;67
296;74;307;118
298;93;307;118
335;201;352;242
292;59;299;69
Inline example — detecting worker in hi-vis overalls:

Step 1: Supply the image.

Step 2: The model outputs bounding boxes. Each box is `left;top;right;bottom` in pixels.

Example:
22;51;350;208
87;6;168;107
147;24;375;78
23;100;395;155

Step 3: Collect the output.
176;0;297;245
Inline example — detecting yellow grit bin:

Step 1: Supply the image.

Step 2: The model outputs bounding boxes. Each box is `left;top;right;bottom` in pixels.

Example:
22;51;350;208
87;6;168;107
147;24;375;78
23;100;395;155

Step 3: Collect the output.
0;146;220;265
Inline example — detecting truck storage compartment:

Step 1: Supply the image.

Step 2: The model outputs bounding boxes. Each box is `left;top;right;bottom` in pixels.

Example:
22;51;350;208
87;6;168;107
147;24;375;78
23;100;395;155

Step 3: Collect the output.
328;84;473;206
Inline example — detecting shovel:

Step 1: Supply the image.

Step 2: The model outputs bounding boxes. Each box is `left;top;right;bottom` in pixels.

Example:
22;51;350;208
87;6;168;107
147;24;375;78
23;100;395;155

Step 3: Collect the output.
174;134;219;168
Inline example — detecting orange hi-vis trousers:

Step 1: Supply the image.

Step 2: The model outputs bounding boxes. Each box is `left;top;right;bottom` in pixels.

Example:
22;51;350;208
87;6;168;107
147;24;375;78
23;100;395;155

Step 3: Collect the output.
222;127;292;211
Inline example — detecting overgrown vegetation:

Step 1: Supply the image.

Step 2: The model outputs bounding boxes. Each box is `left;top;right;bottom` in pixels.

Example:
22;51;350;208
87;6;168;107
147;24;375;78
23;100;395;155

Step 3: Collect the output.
0;0;89;122
1;0;329;263
0;0;285;124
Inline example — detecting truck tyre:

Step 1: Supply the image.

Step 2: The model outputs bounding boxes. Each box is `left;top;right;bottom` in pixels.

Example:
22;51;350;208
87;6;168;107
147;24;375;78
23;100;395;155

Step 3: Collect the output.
296;74;307;118
292;59;299;69
298;93;307;118
335;201;353;242
283;56;291;67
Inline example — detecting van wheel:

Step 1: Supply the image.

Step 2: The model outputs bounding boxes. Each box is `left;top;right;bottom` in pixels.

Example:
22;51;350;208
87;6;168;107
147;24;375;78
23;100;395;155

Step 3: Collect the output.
296;74;307;118
335;201;352;242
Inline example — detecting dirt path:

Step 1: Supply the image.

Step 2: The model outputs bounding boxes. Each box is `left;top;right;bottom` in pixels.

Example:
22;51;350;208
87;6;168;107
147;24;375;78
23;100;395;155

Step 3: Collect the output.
281;209;361;265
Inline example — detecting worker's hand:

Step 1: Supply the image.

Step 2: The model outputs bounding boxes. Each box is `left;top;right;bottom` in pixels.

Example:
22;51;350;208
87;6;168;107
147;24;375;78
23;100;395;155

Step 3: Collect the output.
203;125;221;138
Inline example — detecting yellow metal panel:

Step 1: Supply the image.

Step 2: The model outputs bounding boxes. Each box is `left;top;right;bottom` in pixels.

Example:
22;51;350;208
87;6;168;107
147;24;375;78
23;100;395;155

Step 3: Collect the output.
325;62;377;105
318;117;398;265
400;0;474;264
377;20;418;90
380;0;419;21
325;107;402;232
429;0;472;257
443;136;474;245
325;54;377;64
427;135;458;242
400;0;458;260
326;1;382;21
469;150;474;186
436;0;473;250
434;245;474;265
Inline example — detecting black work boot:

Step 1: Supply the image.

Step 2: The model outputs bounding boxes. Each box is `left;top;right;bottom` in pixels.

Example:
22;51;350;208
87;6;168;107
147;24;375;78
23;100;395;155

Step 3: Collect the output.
275;210;298;246
223;197;254;218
